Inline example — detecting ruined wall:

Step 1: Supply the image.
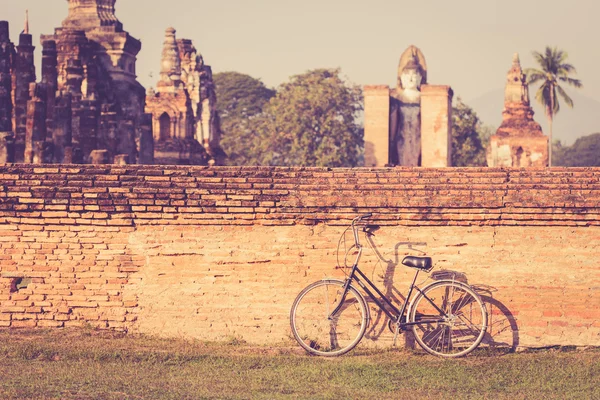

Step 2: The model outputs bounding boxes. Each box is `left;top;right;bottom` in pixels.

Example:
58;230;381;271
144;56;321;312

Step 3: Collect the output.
363;85;390;167
0;165;599;350
420;85;452;167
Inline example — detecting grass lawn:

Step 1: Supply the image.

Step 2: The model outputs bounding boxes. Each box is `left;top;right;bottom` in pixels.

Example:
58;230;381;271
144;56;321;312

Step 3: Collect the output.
0;329;598;399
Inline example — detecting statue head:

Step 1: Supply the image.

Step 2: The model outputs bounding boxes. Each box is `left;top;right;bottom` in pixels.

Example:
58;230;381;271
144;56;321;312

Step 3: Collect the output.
399;55;424;91
397;45;427;91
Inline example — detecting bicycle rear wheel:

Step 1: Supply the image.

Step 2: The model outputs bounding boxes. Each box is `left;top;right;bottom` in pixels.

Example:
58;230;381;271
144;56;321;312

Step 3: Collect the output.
408;281;487;357
290;279;368;356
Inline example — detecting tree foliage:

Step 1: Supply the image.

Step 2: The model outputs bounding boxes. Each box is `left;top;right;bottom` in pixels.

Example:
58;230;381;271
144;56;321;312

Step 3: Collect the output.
214;72;276;120
525;47;582;165
451;98;490;167
553;134;600;166
255;69;363;167
213;72;276;165
218;69;363;167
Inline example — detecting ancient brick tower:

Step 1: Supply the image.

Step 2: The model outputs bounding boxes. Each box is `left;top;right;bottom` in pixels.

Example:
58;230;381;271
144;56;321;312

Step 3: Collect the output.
0;1;225;165
487;54;548;167
38;0;153;164
0;1;153;164
0;22;15;162
145;28;224;165
13;12;37;162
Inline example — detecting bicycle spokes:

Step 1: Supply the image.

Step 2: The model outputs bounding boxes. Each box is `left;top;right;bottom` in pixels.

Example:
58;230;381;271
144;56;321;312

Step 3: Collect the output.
410;282;487;357
290;280;368;356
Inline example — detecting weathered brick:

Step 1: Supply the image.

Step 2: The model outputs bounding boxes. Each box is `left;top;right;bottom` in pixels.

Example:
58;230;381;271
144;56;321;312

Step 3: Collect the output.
1;306;26;313
11;320;37;328
37;320;64;327
1;165;600;348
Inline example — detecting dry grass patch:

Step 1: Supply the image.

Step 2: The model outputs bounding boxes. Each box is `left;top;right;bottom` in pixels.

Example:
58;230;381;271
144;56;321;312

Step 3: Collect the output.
0;329;598;399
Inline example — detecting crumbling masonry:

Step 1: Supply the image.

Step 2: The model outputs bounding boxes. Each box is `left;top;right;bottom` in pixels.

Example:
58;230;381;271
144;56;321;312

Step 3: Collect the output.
0;0;223;165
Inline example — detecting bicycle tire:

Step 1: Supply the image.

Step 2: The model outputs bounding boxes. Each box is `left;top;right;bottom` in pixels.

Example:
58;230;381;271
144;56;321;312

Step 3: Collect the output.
290;279;368;356
408;280;487;358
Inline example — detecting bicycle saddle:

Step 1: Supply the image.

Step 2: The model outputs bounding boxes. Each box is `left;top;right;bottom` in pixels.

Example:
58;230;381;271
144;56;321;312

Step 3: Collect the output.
402;256;433;271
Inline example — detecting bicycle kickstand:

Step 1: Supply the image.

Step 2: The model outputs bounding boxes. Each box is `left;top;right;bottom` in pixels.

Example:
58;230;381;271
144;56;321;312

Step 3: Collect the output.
392;321;401;347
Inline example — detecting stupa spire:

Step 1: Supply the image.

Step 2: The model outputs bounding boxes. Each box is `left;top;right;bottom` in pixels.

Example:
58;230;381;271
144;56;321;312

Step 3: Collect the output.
504;52;529;105
24;10;29;34
512;52;520;67
157;27;182;91
63;0;122;31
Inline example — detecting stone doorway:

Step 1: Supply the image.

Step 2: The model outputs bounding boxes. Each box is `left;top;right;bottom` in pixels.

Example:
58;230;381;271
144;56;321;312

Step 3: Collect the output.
159;112;171;141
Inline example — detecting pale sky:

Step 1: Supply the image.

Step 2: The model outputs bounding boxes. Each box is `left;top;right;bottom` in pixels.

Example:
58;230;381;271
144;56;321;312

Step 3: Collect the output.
4;0;600;138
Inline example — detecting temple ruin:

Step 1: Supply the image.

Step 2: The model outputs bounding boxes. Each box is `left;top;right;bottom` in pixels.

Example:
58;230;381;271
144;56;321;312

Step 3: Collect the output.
363;45;453;168
145;28;224;165
487;53;548;167
0;0;223;165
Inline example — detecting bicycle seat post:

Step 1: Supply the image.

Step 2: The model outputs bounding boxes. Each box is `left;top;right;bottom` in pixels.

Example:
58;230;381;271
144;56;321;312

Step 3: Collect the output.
351;213;372;249
351;217;361;249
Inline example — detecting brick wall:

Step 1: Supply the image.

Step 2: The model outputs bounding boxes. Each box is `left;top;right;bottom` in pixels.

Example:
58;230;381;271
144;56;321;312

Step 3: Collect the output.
0;165;599;349
363;85;390;167
420;85;453;167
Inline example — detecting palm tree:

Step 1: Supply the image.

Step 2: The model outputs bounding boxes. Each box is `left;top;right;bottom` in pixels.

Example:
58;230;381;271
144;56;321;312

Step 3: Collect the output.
525;46;582;166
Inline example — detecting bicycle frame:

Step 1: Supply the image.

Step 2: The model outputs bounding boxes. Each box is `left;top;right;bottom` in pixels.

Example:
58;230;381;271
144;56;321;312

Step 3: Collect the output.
330;216;447;328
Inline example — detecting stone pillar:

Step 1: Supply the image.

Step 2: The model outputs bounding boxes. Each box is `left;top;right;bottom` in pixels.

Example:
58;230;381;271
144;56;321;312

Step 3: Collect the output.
14;31;36;162
24;83;47;163
114;154;129;165
363;85;390;167
64;57;85;163
63;147;73;164
71;104;82;162
0;21;15;163
53;91;72;163
90;149;109;164
79;99;99;163
118;119;137;164
99;103;118;161
420;85;453;167
199;98;211;145
0;21;13;130
138;113;154;164
41;41;58;95
41;40;58;154
65;58;84;97
0;132;14;163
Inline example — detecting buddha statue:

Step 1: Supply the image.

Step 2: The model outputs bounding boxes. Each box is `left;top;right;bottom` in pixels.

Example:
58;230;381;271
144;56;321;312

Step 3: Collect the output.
389;46;427;166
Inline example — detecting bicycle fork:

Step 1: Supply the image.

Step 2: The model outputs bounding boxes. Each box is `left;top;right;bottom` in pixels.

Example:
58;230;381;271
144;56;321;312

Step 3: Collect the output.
390;269;421;346
328;245;363;320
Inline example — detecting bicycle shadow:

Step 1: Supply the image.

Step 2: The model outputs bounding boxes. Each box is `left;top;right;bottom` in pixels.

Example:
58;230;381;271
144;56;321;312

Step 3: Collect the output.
471;284;520;353
361;228;424;343
361;228;519;353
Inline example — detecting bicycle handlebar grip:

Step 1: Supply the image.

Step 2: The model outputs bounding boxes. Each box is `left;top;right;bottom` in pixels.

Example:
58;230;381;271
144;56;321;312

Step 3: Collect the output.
362;213;372;219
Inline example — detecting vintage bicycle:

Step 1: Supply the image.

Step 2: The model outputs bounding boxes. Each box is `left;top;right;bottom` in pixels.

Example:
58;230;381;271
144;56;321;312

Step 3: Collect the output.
290;213;488;358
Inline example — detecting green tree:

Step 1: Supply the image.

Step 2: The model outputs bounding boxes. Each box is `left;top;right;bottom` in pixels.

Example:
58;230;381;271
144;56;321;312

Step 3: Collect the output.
552;134;600;166
525;47;583;166
451;98;491;167
214;72;275;120
213;72;276;165
251;68;363;167
552;139;566;166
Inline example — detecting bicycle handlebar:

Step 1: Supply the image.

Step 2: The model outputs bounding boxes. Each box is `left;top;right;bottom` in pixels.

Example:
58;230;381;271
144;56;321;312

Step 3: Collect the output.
352;213;372;225
351;214;373;246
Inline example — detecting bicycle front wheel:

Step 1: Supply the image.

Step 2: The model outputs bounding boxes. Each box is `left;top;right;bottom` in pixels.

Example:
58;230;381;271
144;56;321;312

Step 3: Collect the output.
290;279;368;356
408;281;487;358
